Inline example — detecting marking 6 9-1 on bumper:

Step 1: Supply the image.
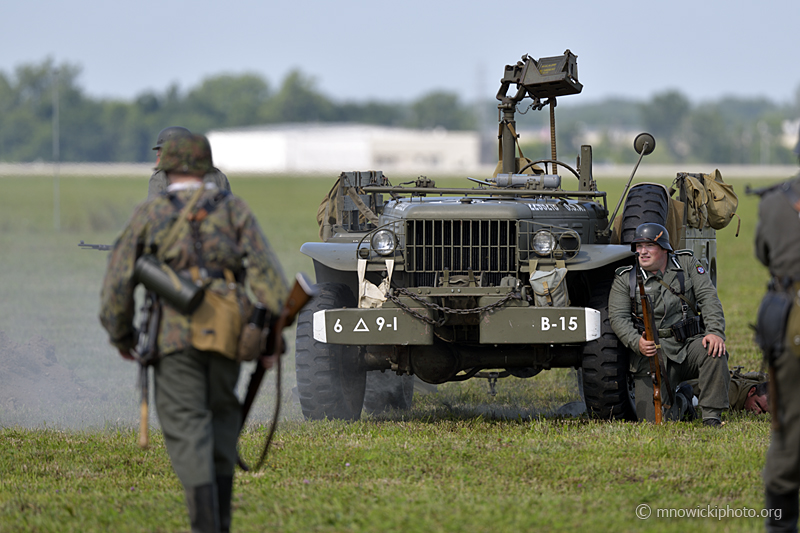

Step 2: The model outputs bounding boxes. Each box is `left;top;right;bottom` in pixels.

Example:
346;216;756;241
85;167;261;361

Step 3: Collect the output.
313;308;434;345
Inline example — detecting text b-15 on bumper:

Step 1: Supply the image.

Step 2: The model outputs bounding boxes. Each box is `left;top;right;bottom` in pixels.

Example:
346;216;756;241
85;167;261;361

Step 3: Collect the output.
313;306;601;345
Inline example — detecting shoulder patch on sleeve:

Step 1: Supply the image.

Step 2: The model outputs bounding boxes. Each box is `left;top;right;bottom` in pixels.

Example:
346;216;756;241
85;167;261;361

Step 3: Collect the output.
674;249;694;256
615;265;633;276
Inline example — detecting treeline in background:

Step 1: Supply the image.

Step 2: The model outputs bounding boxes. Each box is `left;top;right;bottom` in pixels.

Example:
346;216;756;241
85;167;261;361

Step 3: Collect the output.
2;58;799;166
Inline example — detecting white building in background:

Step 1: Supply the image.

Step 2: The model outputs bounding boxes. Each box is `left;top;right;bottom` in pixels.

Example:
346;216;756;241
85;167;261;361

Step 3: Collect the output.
206;123;480;174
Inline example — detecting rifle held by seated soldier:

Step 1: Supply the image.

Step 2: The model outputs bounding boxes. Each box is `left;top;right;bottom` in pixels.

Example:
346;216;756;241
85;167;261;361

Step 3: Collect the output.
635;252;673;424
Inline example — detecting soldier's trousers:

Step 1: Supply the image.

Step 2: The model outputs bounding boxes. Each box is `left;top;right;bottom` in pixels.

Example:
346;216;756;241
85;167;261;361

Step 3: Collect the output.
631;336;730;422
154;348;241;488
764;344;800;495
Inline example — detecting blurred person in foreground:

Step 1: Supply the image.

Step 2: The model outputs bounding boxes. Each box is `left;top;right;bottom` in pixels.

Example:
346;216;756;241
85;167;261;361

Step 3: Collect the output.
757;128;800;531
99;134;288;532
147;126;231;201
608;222;730;426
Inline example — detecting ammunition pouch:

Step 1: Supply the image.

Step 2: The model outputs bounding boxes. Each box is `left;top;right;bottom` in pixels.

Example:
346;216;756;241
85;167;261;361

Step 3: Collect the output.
670;315;703;343
633;314;703;342
134;255;204;315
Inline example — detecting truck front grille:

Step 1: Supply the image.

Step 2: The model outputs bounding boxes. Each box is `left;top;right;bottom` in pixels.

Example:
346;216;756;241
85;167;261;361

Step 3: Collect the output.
406;220;517;287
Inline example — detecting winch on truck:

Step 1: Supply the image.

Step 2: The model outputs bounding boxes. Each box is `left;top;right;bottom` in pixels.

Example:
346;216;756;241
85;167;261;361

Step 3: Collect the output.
294;50;729;421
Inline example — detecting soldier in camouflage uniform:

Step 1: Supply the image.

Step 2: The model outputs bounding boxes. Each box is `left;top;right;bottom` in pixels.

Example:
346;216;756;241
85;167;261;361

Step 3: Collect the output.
758;130;800;531
609;222;730;426
100;134;288;533
147;126;231;201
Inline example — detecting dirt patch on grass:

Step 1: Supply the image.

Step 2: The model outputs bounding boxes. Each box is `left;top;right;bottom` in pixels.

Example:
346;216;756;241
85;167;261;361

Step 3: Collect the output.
0;330;99;425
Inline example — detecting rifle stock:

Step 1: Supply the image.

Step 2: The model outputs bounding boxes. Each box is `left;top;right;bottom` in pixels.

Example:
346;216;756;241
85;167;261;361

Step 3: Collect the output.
138;373;149;448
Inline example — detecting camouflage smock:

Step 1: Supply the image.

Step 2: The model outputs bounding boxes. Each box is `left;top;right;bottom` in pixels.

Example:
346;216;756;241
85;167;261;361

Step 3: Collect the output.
147;167;231;202
608;250;726;366
99;182;288;354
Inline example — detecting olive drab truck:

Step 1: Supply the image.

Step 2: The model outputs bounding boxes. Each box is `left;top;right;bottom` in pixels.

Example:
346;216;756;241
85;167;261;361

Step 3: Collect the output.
295;50;737;421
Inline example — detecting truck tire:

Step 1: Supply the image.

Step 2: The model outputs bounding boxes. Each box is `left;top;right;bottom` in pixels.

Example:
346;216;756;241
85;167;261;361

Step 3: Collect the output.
581;281;635;420
295;283;367;420
619;184;669;244
363;371;414;414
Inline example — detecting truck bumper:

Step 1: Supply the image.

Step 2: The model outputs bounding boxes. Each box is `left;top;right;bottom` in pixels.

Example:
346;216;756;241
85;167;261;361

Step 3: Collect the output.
313;306;601;345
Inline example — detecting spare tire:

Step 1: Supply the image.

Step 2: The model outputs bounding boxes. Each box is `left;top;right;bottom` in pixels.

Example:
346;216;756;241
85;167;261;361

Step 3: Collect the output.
619;184;669;245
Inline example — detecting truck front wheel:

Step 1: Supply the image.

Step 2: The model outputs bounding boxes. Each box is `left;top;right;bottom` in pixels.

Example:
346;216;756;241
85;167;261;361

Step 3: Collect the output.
581;281;635;420
295;283;366;420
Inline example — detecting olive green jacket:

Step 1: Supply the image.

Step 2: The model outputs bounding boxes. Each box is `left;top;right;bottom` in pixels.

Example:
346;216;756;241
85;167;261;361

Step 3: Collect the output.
147;167;231;202
99;183;288;354
609;250;726;365
755;174;800;279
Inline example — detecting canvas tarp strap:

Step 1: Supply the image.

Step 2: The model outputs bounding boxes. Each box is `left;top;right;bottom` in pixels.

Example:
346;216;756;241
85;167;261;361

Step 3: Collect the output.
157;186;205;260
346;187;380;226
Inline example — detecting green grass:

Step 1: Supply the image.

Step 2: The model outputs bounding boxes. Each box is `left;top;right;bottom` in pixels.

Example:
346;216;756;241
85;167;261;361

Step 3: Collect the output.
0;170;789;532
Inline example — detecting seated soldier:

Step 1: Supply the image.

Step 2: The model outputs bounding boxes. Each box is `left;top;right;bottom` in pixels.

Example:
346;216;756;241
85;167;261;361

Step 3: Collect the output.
609;223;730;426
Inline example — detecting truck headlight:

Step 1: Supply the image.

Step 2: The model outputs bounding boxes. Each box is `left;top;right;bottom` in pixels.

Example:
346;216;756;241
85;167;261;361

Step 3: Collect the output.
558;231;581;253
371;230;397;256
532;230;556;256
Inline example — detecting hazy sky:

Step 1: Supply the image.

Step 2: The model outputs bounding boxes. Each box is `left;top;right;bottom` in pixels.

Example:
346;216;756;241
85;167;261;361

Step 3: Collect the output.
2;0;799;106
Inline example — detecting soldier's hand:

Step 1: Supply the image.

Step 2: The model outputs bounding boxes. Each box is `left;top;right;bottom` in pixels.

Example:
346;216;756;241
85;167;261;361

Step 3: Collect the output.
702;334;726;358
638;336;658;357
259;354;278;370
119;348;135;361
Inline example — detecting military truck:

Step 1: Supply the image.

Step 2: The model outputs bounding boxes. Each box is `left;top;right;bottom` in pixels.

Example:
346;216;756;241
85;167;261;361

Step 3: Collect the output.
295;50;722;421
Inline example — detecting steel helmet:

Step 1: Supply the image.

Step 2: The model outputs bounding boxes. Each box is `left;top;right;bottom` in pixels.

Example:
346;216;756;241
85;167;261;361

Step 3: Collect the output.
156;134;213;176
630;222;672;252
152;126;191;150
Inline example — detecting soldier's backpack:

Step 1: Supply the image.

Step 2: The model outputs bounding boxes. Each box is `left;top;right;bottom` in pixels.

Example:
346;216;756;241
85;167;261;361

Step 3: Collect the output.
681;170;740;234
704;170;740;232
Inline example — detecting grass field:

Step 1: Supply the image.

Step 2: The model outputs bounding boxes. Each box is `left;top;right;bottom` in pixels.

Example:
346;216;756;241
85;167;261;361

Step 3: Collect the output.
0;170;789;532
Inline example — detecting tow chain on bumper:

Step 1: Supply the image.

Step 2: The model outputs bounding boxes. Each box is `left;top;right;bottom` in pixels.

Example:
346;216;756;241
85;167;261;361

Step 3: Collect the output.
385;288;523;327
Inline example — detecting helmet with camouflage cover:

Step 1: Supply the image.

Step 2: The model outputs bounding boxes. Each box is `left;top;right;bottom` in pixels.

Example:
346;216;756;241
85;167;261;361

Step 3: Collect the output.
152;126;191;150
630;222;672;252
156;134;213;176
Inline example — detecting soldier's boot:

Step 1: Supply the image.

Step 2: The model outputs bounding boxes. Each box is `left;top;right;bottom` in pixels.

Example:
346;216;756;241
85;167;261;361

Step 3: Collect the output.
765;488;799;532
701;407;723;427
216;475;233;533
185;483;221;533
675;383;698;421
